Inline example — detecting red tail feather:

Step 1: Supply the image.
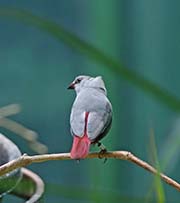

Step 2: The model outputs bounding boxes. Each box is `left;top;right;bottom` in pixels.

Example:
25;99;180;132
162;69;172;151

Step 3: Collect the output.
70;134;91;159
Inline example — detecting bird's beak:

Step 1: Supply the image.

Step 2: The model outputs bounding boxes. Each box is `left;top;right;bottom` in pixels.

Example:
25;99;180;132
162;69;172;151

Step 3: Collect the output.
67;82;75;89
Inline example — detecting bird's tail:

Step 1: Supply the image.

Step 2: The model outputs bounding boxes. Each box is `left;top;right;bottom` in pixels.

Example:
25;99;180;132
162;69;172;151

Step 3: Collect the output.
70;134;91;159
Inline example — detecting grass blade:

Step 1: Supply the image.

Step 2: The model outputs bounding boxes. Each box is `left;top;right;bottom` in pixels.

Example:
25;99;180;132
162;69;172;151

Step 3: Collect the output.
149;128;165;203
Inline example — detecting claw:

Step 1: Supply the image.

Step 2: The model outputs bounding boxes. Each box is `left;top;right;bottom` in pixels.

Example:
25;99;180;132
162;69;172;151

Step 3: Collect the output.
97;142;106;151
97;142;107;163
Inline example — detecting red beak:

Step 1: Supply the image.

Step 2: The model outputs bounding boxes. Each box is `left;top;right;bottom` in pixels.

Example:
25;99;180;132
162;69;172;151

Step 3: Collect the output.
67;82;75;89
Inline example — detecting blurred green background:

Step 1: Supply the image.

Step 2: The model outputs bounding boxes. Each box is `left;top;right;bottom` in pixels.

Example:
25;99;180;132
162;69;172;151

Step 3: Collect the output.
0;0;180;202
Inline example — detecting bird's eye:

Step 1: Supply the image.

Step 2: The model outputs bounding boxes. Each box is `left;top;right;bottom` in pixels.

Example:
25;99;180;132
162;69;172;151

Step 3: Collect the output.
76;78;82;83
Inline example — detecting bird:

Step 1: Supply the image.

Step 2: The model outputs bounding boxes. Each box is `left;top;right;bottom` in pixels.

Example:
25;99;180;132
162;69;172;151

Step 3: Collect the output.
68;75;112;159
0;134;22;197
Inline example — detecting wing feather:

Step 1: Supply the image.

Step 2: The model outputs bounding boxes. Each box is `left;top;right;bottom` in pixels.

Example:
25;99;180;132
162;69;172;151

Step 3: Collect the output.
70;88;112;141
87;100;112;141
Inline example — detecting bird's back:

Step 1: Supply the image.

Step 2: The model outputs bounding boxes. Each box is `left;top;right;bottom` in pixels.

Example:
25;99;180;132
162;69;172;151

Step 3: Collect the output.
70;88;112;142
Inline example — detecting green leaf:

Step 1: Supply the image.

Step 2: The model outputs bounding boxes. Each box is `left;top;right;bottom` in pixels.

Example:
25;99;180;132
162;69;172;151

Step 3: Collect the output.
148;128;165;203
160;119;180;171
0;8;180;112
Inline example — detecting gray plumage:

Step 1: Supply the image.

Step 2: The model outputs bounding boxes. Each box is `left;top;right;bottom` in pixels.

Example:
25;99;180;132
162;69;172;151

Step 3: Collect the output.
69;75;112;143
0;134;22;197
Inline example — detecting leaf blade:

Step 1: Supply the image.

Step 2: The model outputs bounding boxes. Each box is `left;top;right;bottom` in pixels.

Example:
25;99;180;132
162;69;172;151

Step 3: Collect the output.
0;8;180;111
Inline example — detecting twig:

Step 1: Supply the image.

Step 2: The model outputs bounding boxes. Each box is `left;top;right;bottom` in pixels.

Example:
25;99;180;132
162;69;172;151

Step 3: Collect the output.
0;117;47;154
0;117;37;142
0;104;21;117
0;151;179;192
0;104;48;154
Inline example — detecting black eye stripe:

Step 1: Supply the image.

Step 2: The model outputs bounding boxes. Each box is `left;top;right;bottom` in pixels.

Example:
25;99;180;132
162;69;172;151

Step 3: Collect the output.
99;87;105;92
75;78;82;83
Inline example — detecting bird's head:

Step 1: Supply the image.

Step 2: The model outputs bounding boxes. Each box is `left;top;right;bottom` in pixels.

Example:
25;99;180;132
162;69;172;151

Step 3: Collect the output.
68;75;107;94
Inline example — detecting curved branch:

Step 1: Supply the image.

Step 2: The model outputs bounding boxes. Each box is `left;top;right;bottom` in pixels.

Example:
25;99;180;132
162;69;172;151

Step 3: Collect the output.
0;151;179;192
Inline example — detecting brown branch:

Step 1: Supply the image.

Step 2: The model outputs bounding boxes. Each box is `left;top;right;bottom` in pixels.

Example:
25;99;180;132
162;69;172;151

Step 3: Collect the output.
0;151;180;192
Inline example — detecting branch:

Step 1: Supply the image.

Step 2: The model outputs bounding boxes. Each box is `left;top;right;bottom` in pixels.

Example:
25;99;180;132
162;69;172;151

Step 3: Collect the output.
0;151;180;192
0;104;48;154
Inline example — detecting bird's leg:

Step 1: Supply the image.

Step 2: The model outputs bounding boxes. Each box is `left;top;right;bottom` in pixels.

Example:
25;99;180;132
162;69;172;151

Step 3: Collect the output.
97;142;107;163
97;142;107;153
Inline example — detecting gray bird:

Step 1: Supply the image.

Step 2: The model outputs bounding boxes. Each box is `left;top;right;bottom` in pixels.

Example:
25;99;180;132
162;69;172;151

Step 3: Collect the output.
0;134;22;197
68;75;112;159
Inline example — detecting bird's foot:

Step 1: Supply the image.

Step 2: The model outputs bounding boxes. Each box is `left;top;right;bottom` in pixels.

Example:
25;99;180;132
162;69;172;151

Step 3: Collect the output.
97;142;107;163
97;142;107;152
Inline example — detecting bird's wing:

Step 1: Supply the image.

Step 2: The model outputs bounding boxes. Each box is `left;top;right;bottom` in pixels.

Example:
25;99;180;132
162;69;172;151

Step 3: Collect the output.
70;108;85;137
70;89;112;141
87;100;112;141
